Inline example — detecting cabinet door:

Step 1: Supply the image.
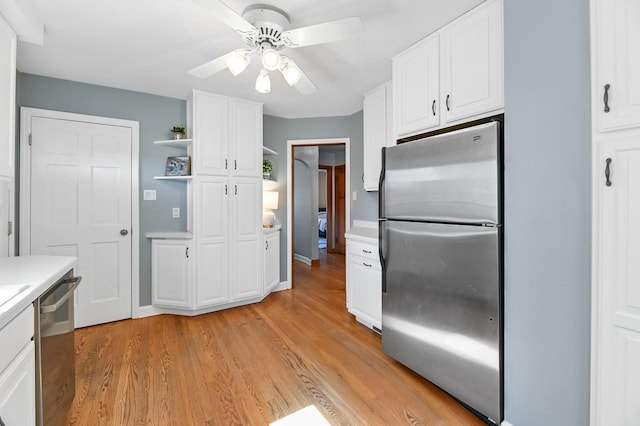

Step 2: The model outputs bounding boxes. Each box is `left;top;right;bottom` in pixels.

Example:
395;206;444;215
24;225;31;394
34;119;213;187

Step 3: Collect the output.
152;239;191;308
594;0;640;132
195;177;230;307
231;178;263;300
593;138;640;425
231;100;262;178
0;343;36;426
264;231;280;293
194;92;229;175
347;253;382;330
0;178;10;257
441;0;503;124
0;16;15;178
363;83;391;191
393;33;440;138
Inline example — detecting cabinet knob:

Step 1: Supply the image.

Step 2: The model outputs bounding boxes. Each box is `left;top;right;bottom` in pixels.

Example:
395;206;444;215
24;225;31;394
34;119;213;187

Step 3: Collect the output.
120;229;129;236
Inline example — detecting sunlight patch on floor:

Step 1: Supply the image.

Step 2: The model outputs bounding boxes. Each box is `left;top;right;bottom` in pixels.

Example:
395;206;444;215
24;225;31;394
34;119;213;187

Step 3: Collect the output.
270;405;331;426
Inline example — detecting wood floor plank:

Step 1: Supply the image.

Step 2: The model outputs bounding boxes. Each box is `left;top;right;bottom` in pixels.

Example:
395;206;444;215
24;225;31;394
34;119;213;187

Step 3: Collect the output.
67;252;486;425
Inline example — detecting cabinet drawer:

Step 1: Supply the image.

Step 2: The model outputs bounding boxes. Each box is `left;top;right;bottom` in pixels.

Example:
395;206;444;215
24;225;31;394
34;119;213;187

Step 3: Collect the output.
0;305;34;374
348;240;379;262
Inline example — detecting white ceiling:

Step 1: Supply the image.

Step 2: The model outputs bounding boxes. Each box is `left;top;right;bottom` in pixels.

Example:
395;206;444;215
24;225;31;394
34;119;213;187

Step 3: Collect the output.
16;0;484;119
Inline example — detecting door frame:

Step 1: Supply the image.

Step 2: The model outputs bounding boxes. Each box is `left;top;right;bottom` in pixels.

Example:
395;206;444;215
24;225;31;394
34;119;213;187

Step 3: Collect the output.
19;107;141;318
286;138;350;289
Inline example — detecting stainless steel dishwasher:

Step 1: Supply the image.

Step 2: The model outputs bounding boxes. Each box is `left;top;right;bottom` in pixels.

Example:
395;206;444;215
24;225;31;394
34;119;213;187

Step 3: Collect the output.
34;271;81;426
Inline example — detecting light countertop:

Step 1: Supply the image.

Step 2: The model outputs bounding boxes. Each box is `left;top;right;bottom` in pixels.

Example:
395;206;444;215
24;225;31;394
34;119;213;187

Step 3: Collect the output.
0;255;78;330
345;220;378;244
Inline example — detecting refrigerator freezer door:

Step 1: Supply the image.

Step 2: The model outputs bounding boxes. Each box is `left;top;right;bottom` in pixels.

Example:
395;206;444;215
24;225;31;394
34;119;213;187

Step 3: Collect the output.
383;121;499;224
381;220;501;423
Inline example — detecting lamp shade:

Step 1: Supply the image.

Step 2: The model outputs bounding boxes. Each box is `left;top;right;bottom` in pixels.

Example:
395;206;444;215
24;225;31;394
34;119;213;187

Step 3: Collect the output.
226;50;250;76
263;191;279;210
255;69;271;93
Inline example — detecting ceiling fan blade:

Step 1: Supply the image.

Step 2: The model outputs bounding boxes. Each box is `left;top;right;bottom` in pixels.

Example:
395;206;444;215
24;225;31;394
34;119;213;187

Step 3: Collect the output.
188;51;236;78
280;58;318;95
282;17;363;48
193;0;258;37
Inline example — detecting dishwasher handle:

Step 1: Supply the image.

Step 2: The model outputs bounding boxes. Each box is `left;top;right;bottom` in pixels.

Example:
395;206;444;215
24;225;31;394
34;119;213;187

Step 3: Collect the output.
40;277;82;314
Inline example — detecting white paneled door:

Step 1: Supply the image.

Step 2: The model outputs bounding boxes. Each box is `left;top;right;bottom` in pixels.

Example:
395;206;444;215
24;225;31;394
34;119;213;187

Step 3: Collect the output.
29;116;133;328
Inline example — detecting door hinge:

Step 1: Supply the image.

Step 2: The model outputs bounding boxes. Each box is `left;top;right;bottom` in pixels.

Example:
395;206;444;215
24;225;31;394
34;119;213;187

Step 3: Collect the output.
28;133;32;146
7;221;12;236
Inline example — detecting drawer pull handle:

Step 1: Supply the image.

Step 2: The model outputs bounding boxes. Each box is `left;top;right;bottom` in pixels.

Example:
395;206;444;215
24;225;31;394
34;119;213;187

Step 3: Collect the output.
604;84;611;113
363;262;372;267
362;249;372;254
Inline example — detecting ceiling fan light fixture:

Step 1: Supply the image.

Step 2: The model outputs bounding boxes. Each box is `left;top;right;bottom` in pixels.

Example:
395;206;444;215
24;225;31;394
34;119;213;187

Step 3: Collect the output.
226;50;250;76
261;48;281;71
255;69;271;93
281;62;301;86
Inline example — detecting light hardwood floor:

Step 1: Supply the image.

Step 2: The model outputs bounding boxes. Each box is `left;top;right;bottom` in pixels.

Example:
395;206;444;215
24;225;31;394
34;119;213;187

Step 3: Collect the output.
67;252;485;425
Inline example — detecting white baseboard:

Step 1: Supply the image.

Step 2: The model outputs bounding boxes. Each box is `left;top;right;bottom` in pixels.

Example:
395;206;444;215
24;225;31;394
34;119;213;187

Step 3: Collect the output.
135;304;163;318
501;420;515;426
272;280;290;292
294;253;312;265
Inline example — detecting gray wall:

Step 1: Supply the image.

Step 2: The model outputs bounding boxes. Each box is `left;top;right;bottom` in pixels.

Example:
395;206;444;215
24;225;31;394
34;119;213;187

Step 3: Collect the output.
503;0;591;425
264;111;378;282
17;73;187;306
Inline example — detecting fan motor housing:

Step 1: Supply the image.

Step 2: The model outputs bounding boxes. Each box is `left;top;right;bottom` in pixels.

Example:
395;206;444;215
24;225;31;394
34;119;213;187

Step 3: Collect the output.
242;5;290;48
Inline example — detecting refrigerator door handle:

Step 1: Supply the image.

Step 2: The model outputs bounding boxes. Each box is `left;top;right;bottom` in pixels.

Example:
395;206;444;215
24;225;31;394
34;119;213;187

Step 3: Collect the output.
378;147;386;219
379;219;387;293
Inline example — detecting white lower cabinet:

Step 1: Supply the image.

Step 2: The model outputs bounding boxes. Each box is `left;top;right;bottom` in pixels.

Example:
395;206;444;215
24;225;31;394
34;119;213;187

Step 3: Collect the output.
0;305;35;426
0;343;35;426
264;229;280;293
151;239;192;309
346;234;382;331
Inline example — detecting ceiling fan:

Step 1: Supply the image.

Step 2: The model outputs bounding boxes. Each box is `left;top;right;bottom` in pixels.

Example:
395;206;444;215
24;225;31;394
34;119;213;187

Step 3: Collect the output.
189;0;364;94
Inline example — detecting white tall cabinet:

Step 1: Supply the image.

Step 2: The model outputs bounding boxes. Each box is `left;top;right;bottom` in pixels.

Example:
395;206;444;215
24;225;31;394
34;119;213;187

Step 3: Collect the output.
363;82;393;191
0;14;16;258
149;90;264;314
393;0;503;139
591;0;640;424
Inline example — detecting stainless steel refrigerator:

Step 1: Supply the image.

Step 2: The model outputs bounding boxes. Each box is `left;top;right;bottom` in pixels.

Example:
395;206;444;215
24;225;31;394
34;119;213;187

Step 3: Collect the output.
379;121;503;424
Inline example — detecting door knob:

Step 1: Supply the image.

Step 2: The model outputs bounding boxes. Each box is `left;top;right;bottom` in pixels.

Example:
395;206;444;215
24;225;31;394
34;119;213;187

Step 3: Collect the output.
120;229;129;236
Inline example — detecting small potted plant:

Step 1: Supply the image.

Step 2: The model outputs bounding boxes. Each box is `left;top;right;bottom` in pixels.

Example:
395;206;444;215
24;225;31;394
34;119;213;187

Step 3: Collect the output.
263;158;273;179
170;126;186;140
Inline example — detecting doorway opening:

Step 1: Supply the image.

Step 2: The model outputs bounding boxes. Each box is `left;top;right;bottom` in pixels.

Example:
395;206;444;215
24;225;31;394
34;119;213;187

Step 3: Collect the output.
287;138;350;289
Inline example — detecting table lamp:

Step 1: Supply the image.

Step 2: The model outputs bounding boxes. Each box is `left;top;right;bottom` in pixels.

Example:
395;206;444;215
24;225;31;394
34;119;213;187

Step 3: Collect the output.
263;191;279;228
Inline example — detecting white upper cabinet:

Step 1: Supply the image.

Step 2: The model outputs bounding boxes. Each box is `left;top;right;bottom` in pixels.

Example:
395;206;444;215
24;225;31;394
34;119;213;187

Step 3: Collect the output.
0;15;16;178
363;82;393;191
593;0;640;132
193;92;229;175
393;34;440;136
393;0;503;139
440;0;503;124
231;100;262;177
189;91;262;177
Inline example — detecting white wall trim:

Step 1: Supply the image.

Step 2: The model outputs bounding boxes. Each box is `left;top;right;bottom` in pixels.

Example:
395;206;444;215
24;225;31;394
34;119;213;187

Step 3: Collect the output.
272;280;289;292
294;253;312;265
286;137;350;289
19;107;141;322
500;421;515;426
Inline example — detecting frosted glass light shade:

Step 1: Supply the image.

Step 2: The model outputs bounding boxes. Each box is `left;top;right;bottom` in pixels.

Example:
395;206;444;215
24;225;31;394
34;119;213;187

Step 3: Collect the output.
226;51;249;76
262;48;281;71
255;69;271;93
281;63;301;86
